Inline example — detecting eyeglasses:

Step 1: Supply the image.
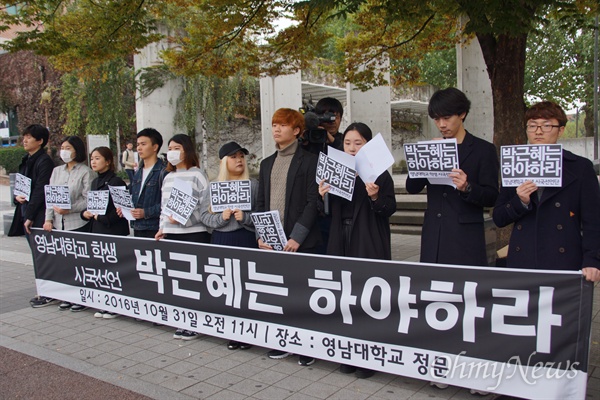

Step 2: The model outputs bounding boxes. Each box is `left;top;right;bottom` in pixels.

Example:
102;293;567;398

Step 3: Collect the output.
526;123;561;133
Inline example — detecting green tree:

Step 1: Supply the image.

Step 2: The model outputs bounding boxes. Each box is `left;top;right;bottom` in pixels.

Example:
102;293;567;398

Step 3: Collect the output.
3;0;598;149
525;14;597;137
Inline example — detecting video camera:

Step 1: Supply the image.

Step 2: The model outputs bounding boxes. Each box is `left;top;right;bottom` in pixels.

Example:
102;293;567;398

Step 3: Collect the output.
299;98;337;144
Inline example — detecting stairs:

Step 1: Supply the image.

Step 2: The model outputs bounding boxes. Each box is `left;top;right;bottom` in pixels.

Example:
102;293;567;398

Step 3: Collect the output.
390;184;426;235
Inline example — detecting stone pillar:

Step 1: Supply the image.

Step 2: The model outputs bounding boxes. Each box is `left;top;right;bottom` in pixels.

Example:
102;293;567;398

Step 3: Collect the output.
456;30;494;143
134;37;179;154
259;72;303;159
346;72;393;158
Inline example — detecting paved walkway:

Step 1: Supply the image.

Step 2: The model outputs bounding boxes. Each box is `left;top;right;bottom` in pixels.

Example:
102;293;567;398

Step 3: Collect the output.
1;181;599;399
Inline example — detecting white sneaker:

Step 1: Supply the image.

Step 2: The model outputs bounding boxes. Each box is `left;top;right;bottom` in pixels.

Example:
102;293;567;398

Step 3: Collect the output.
102;312;118;319
469;389;490;396
429;381;449;389
94;310;106;318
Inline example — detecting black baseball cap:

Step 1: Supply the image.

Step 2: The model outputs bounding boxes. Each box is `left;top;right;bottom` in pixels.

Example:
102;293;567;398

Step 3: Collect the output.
219;142;249;159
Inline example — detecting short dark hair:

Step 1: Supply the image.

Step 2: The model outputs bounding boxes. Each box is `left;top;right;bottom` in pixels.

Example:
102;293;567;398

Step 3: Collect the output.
315;97;344;117
62;136;88;163
22;124;49;148
167;134;199;172
525;101;567;127
428;87;471;121
137;128;163;151
343;122;373;142
91;146;115;172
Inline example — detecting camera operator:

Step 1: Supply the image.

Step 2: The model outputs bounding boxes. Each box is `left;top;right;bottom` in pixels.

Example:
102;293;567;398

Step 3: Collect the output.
300;97;344;155
298;97;344;255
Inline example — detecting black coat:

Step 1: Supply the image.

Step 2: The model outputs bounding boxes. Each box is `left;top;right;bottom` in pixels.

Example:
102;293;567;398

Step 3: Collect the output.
80;171;130;236
256;146;322;251
406;132;499;266
322;171;396;260
493;150;600;271
8;148;55;236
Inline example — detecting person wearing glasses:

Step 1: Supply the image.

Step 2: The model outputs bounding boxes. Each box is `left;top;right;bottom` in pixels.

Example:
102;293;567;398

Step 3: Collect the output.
493;101;600;281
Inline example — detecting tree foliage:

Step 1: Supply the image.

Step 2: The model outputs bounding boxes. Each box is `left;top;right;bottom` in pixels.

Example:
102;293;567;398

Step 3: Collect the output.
2;0;598;147
61;58;136;139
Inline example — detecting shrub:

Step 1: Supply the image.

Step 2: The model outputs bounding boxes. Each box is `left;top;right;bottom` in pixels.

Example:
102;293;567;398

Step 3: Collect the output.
0;147;27;173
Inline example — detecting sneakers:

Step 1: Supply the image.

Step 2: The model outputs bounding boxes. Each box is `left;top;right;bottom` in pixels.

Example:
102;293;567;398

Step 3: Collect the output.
58;302;72;311
29;296;57;308
430;381;449;389
239;343;252;350
180;330;199;340
70;304;88;312
94;310;106;318
173;329;184;339
267;349;292;359
103;312;118;319
298;356;315;366
469;389;490;396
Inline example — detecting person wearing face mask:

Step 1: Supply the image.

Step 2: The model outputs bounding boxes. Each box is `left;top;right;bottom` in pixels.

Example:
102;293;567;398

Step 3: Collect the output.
200;141;258;350
155;133;210;244
43;135;96;312
317;122;396;380
155;134;210;341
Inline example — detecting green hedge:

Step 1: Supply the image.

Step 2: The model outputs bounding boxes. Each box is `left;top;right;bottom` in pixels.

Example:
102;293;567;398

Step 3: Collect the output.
0;147;27;174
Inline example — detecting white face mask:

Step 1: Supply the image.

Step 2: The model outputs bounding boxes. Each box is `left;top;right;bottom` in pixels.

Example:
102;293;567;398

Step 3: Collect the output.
60;149;74;164
167;150;182;166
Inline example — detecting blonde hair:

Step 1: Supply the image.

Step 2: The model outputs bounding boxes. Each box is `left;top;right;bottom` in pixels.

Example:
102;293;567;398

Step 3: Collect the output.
216;153;250;182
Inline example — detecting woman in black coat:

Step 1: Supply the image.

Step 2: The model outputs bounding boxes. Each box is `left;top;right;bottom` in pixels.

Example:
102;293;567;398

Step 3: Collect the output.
81;146;130;236
317;122;396;379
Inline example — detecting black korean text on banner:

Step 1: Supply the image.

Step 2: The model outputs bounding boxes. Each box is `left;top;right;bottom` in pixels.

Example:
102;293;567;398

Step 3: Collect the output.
210;180;252;213
501;144;563;187
14;173;32;201
44;185;71;209
316;152;356;201
404;140;459;179
87;190;110;215
30;229;592;400
251;211;287;251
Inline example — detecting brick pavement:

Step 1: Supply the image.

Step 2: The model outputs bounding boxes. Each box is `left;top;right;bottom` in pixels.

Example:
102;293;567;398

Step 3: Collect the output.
1;181;599;399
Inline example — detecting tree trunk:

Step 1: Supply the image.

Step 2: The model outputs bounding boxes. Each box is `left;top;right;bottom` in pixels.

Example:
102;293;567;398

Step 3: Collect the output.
486;33;529;148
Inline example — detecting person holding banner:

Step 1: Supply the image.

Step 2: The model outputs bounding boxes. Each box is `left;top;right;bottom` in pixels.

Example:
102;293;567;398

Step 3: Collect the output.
155;134;210;244
154;134;210;340
81;146;130;236
43;135;96;312
256;108;322;366
82;146;130;318
119;128;166;238
200;141;258;350
493;101;600;280
406;87;499;267
318;122;396;260
317;122;396;379
8;125;57;308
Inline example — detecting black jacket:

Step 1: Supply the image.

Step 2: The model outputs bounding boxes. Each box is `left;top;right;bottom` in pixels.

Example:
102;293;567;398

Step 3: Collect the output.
256;146;322;251
80;170;130;236
406;132;499;266
493;150;600;271
321;171;396;260
9;148;55;236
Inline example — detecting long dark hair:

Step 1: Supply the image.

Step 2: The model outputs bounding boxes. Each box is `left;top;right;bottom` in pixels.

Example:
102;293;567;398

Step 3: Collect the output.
167;134;199;172
343;122;373;142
